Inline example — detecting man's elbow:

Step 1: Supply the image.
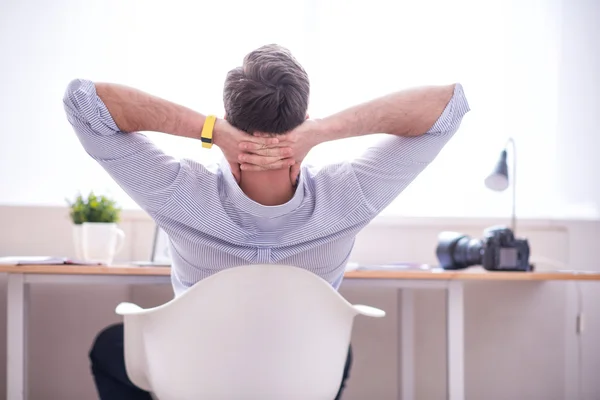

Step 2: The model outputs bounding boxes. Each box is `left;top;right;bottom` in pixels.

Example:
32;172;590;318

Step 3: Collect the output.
63;78;95;113
63;79;81;111
417;83;469;137
440;84;457;107
405;85;456;136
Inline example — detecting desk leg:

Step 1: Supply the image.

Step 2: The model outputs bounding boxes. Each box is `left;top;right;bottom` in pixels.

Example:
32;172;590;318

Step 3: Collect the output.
400;289;415;400
447;281;465;400
7;274;28;400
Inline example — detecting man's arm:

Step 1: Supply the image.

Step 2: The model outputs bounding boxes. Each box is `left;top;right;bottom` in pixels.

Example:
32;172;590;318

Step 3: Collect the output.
332;83;470;214
93;82;206;137
64;80;286;212
63;79;191;213
94;82;282;158
315;84;456;142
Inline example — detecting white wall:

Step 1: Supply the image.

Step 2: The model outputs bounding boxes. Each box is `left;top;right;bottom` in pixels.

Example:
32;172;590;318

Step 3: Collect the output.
556;0;600;214
1;206;599;400
1;0;598;218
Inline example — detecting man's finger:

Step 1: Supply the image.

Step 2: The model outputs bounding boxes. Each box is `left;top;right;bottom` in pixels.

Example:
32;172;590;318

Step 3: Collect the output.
239;142;288;151
239;164;268;172
238;154;286;166
273;132;296;144
264;147;292;157
240;158;295;171
243;147;293;157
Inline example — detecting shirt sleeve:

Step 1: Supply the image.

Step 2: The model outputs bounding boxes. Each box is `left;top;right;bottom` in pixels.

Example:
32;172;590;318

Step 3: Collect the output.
63;79;183;213
349;83;470;215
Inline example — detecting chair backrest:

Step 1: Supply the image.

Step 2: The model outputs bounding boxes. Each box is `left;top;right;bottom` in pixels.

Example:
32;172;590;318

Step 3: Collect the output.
116;264;384;400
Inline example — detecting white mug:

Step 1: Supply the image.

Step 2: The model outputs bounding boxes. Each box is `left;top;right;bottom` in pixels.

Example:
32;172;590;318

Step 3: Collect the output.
72;224;84;260
81;222;125;265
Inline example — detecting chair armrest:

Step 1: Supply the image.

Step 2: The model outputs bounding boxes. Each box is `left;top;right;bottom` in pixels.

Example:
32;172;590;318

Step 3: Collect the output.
353;304;386;318
115;302;144;316
115;302;152;391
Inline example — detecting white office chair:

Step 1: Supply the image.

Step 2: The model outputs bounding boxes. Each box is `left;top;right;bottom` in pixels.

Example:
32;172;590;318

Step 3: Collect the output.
116;264;385;400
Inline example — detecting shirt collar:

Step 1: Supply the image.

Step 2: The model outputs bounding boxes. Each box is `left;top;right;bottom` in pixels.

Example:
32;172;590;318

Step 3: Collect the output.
218;158;306;218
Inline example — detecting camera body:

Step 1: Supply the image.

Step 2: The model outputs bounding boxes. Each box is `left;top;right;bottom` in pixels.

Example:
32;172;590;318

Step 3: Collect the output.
436;226;532;271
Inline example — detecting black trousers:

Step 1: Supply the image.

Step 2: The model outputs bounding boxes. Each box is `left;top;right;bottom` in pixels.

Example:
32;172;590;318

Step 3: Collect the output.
90;324;353;400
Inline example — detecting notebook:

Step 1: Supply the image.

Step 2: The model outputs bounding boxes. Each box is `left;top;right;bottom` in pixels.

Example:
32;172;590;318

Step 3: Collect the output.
0;256;103;266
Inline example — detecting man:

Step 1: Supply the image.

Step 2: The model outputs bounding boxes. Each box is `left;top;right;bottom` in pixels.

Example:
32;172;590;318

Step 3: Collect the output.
64;44;469;399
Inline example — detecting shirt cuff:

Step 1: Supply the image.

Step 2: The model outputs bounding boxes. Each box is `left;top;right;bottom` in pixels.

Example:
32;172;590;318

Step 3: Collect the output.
63;79;121;136
426;83;470;136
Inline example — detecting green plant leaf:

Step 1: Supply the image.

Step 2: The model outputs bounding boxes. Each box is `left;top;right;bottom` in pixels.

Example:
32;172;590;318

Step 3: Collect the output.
66;191;121;224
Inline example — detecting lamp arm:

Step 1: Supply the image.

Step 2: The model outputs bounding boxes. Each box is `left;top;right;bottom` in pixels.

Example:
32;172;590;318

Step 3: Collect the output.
505;138;516;234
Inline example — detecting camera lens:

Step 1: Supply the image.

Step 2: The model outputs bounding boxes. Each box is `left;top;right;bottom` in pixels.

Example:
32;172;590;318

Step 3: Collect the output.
453;236;484;267
436;232;484;269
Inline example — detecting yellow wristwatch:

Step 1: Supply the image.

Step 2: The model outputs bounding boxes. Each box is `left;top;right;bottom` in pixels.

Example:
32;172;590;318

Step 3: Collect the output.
201;115;217;149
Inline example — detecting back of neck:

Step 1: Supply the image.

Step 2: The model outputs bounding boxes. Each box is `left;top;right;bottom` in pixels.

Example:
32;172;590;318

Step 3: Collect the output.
239;169;294;206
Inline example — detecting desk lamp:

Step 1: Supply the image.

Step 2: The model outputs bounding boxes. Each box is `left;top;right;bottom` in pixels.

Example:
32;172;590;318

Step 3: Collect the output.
485;138;516;233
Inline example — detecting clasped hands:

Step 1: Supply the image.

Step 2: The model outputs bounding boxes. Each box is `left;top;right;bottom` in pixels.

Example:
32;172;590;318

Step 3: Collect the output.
213;119;319;184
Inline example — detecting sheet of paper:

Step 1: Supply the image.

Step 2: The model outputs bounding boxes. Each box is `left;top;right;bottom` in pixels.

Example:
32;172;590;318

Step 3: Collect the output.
0;256;103;266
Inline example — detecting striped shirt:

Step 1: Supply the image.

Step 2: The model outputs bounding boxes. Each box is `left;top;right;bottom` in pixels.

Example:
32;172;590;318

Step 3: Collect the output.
64;79;470;296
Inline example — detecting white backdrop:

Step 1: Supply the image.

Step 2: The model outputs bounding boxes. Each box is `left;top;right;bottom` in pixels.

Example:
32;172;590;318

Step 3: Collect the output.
1;0;598;218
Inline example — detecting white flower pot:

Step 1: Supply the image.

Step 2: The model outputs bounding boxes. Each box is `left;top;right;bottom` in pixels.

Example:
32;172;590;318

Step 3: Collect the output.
72;224;84;259
74;223;125;265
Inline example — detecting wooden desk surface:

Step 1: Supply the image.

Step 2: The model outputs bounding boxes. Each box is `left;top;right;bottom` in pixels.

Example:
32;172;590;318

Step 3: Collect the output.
0;264;599;281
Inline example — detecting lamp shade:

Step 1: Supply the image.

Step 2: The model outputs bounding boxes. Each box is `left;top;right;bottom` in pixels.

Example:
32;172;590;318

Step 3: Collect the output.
485;150;509;191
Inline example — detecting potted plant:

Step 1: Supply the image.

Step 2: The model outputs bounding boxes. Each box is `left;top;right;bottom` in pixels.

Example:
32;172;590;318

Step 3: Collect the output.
67;192;125;265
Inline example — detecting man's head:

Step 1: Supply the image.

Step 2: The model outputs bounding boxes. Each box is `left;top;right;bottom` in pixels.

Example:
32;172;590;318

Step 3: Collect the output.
223;44;310;135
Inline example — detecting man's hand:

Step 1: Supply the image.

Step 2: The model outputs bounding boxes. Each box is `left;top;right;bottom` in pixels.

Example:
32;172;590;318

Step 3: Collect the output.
213;119;294;182
238;120;323;183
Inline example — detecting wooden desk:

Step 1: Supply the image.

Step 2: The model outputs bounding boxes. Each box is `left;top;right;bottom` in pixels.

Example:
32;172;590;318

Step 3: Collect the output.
2;264;599;280
3;265;599;400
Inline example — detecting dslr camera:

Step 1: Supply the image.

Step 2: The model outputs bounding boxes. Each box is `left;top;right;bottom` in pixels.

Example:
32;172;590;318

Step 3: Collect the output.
436;226;532;271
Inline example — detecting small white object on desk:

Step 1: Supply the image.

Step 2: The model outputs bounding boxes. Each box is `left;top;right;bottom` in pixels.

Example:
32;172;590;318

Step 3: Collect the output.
0;256;103;266
346;262;436;272
345;262;359;271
